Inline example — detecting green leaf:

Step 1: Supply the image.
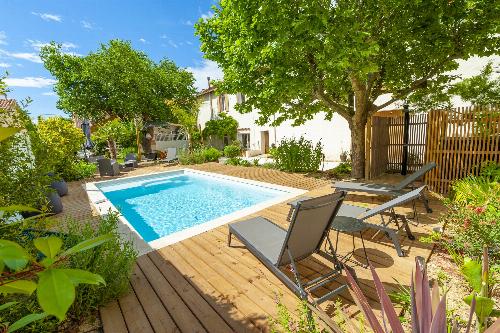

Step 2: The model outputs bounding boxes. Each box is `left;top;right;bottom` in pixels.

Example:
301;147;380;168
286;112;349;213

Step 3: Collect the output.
0;127;22;142
461;257;482;292
0;240;30;271
464;294;495;321
39;257;56;268
59;269;106;286
34;236;63;259
7;312;48;333
0;205;40;214
0;301;18;311
0;259;4;273
61;234;113;257
0;280;37;295
37;269;75;321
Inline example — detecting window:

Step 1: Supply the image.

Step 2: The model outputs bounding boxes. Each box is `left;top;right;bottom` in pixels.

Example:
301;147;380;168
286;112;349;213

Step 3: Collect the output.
236;93;246;104
238;132;250;149
218;94;228;112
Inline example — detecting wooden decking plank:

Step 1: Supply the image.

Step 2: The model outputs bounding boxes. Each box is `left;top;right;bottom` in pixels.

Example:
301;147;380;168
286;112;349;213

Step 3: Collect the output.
136;255;207;333
147;251;234;333
100;300;128;333
118;285;155;333
158;245;260;333
182;236;292;320
129;264;179;333
165;243;269;331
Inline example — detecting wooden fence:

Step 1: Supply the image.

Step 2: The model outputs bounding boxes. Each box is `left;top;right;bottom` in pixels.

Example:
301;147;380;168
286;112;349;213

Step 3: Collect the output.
367;106;500;194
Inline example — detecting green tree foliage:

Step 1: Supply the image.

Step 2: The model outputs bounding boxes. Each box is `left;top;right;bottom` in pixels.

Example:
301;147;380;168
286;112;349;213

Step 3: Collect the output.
202;113;238;140
0;73;9;97
271;137;323;172
170;101;201;150
450;62;500;106
91;119;129;159
40;40;197;123
196;0;500;178
37;117;85;179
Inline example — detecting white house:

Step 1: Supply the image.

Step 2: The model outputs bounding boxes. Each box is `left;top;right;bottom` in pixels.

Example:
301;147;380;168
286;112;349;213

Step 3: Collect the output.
197;86;351;161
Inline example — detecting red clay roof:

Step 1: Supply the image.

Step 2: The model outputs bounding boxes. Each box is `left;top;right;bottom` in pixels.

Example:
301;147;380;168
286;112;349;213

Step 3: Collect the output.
0;99;18;111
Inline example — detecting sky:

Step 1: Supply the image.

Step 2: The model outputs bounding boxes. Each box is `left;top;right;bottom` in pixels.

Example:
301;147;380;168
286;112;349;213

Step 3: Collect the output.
1;0;223;119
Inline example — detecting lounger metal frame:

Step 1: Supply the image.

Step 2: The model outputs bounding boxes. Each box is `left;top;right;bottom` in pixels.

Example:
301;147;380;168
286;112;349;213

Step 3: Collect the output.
228;192;348;305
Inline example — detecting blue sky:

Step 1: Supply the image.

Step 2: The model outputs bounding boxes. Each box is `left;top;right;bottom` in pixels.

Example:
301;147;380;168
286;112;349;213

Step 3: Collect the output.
1;0;222;119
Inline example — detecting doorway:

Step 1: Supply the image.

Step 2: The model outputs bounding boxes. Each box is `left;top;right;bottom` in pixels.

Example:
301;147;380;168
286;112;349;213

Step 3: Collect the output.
260;131;269;154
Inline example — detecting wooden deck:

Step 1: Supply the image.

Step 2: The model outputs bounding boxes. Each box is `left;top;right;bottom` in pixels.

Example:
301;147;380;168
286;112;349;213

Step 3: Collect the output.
58;163;445;333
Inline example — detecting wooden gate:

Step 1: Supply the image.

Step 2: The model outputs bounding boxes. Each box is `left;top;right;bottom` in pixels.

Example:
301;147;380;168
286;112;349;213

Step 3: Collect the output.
368;106;500;194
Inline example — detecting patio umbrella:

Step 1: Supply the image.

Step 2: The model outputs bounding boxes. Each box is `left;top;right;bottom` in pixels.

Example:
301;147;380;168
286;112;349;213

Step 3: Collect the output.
81;119;94;149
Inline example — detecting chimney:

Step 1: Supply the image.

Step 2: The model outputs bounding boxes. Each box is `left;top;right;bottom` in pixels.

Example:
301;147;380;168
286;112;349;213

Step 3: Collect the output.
207;76;211;88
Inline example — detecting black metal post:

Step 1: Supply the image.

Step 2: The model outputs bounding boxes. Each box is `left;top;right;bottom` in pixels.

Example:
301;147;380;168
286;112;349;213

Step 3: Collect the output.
402;104;410;175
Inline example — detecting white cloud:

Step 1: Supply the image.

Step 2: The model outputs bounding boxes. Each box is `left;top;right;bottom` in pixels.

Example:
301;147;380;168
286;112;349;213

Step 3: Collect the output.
139;38;147;44
5;77;56;88
168;40;178;48
184;20;194;26
81;20;94;29
187;60;223;90
0;49;41;63
42;91;56;96
200;11;214;20
0;31;7;45
0;62;10;68
26;39;77;51
32;12;62;22
186;41;193;45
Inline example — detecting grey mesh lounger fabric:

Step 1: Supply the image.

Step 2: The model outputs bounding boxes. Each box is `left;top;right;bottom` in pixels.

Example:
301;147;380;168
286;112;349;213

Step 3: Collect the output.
333;162;436;214
228;191;348;305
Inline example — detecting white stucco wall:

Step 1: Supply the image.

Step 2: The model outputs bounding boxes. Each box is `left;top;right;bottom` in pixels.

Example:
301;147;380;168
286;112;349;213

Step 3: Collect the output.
197;93;351;161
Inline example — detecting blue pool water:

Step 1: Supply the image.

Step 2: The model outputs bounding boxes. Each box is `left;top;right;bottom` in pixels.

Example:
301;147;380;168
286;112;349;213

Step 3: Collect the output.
97;171;289;242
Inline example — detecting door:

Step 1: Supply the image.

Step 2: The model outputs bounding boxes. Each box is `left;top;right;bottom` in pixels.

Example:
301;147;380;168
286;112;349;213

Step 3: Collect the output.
261;131;269;154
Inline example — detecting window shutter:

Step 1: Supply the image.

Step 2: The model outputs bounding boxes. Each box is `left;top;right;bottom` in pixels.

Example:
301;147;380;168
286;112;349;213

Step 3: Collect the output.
217;95;222;113
225;94;229;111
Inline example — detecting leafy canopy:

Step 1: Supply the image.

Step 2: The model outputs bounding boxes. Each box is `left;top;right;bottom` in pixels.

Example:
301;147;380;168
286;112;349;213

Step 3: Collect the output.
202;113;238;140
40;40;197;123
196;0;499;124
450;62;500;106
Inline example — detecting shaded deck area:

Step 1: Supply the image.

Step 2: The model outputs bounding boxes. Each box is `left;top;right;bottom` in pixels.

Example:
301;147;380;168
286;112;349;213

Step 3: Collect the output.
59;163;445;332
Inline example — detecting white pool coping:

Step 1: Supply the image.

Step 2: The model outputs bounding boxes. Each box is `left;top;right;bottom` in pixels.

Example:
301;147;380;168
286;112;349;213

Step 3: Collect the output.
85;168;307;254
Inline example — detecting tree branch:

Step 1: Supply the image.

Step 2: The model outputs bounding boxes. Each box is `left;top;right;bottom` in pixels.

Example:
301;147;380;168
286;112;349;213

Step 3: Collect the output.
306;53;353;121
374;54;461;111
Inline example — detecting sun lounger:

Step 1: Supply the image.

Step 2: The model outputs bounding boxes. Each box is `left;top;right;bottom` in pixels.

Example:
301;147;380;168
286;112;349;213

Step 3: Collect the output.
333;162;436;214
288;186;426;257
97;158;120;177
228;192;348;305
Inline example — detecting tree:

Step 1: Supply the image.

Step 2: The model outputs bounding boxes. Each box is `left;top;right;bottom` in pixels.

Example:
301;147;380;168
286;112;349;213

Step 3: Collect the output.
196;0;500;178
450;62;500;106
40;40;197;158
169;101;201;151
0;72;9;98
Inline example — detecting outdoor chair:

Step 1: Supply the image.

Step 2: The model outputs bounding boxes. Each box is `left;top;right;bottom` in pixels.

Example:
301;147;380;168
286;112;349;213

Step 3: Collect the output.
97;158;120;177
228;192;349;305
160;147;178;163
333;162;436;216
124;153;138;168
288;186;426;257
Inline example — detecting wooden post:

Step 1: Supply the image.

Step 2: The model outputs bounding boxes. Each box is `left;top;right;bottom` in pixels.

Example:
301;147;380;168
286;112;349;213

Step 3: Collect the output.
401;104;410;175
365;116;372;179
135;118;142;162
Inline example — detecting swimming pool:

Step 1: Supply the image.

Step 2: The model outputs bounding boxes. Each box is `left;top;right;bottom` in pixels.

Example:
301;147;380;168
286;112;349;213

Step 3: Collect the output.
86;169;306;250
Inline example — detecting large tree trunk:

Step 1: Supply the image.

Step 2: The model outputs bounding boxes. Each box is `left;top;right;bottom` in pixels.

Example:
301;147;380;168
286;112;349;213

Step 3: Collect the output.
107;138;117;159
350;95;370;179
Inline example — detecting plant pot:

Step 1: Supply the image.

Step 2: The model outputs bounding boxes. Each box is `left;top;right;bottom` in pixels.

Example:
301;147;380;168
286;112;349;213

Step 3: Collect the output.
46;191;63;214
50;179;68;197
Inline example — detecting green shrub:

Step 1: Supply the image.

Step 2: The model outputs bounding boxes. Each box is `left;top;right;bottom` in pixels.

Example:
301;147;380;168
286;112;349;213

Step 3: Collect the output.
225;157;251;167
202;147;222;162
202;113;238;140
0;213;134;332
272;137;323;172
326;162;352;179
179;148;206;165
37;117;85;178
60;214;137;323
223;144;241;158
62;161;97;181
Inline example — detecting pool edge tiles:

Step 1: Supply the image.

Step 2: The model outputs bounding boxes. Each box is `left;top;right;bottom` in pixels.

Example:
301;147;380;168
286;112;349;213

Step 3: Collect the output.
85;169;307;253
